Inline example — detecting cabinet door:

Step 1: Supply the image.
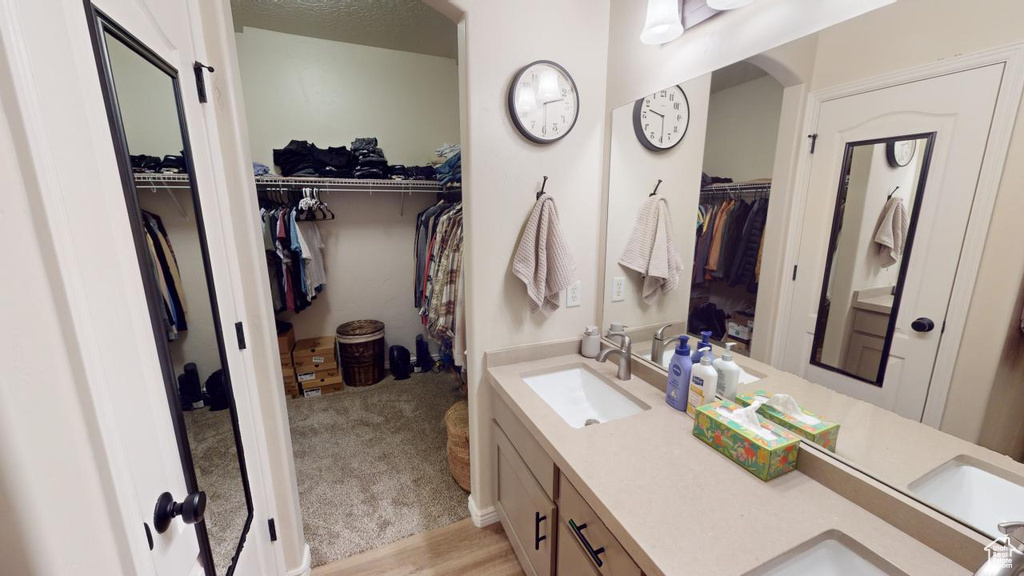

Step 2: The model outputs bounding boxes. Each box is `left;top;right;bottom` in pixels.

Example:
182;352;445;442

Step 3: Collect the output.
557;522;601;576
495;424;555;576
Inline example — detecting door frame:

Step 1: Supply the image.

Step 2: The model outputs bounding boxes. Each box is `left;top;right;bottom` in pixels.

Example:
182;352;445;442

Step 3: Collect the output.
771;42;1024;427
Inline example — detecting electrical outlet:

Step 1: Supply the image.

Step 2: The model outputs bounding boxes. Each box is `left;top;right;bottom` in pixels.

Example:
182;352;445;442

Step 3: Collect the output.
566;280;582;308
611;277;626;302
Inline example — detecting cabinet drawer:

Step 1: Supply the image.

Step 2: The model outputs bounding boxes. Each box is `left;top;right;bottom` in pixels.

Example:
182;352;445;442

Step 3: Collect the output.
495;423;555;576
557;521;600;576
852;309;890;338
494;393;556;499
559;473;641;576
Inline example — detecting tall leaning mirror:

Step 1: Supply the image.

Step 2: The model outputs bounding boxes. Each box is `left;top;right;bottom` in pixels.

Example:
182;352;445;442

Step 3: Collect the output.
599;4;1024;546
87;7;252;574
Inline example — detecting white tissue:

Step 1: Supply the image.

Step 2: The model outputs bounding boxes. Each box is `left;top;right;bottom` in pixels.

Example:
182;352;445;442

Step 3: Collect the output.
716;400;778;442
755;394;821;426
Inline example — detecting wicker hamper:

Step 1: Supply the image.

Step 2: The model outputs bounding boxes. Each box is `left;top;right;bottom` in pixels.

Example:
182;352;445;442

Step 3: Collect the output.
335;320;385;387
445;401;471;492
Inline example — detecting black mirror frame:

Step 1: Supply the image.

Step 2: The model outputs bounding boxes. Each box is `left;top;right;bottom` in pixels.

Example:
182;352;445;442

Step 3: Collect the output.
83;3;254;575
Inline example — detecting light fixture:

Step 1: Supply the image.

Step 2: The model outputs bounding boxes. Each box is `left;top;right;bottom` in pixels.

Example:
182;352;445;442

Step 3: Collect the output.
707;0;754;10
640;0;684;46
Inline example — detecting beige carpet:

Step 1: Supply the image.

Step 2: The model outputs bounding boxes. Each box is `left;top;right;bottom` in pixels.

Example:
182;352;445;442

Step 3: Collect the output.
289;371;470;567
185;370;470;571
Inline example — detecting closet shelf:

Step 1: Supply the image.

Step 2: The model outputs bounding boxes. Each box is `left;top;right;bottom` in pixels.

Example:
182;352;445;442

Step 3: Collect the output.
133;173;191;190
255;175;445;193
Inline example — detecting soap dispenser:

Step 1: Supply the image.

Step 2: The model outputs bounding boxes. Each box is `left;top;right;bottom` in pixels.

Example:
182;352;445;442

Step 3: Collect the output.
713;343;742;401
691;331;715;364
581;326;601;358
687;348;718;417
665;336;691;412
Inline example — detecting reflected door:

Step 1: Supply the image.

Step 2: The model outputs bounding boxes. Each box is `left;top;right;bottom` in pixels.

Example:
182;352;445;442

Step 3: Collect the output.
783;64;1003;421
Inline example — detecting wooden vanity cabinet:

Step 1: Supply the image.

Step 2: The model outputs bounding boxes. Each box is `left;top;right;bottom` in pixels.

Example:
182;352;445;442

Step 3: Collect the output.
495;423;556;576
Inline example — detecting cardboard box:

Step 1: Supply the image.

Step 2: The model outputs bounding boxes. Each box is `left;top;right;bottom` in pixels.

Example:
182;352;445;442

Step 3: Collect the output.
283;384;300;399
293;336;335;360
296;366;341;384
302;382;344;397
727;321;752;341
693;399;802;481
277;325;295;355
735;391;841;452
293;356;337;373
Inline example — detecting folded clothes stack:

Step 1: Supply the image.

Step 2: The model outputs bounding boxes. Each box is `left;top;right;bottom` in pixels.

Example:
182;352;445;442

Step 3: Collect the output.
131;153;186;173
273;140;354;177
268;138;457;182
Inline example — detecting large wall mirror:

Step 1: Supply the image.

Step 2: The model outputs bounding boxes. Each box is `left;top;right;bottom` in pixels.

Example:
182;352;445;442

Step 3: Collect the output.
599;2;1024;546
87;7;252;574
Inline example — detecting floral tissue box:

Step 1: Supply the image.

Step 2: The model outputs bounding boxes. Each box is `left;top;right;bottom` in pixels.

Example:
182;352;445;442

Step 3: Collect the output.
735;391;841;452
692;399;802;481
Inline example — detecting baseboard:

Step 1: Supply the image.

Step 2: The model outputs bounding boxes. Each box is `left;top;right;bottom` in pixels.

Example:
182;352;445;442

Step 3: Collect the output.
286;543;312;576
468;494;498;527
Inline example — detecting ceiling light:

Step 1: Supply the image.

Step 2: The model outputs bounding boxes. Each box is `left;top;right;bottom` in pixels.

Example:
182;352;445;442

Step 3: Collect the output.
707;0;754;10
641;0;684;45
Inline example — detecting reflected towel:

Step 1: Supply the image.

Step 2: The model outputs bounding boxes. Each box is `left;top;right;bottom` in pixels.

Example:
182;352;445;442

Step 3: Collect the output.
619;196;684;304
513;195;576;315
873;197;908;268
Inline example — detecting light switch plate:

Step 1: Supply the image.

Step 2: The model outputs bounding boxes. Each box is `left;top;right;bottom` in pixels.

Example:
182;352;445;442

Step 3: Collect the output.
611;277;625;302
566;280;581;308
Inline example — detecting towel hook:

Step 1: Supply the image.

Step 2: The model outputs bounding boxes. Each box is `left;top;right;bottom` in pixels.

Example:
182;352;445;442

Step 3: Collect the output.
887;186;900;200
537;176;548;200
650;179;663;197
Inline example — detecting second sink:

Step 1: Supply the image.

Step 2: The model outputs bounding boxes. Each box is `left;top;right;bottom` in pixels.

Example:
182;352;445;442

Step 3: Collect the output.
522;364;649;429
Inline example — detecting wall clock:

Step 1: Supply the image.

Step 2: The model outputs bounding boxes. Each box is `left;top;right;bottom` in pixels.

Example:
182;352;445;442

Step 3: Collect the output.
633;85;689;151
886;139;917;167
507;60;579;144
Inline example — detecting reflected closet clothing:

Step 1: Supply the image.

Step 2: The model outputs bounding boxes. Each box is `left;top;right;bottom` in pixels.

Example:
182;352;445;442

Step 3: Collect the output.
141;210;187;339
692;198;768;293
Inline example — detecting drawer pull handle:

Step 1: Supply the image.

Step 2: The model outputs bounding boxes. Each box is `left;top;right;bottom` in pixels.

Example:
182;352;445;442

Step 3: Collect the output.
569;519;605;568
534;512;547;550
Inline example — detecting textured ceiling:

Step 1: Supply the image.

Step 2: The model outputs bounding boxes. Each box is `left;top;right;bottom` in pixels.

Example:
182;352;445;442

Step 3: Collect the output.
710;61;768;94
230;0;457;59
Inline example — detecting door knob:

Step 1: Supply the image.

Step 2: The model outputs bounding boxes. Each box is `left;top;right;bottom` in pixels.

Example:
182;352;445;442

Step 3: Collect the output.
911;317;935;333
153;491;206;534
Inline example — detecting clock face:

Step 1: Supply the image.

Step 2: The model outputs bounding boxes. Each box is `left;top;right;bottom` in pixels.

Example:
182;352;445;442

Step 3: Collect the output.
507;61;579;144
887;139;917;167
633;86;689;151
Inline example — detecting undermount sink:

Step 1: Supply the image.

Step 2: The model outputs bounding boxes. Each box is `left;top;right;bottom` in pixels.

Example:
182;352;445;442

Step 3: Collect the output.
908;456;1024;539
522;364;649;428
746;531;907;576
640;349;761;386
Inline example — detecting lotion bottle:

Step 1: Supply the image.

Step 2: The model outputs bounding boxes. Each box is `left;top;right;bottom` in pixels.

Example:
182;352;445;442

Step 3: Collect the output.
665;336;691;412
691;331;715;364
687;348;718;417
713;342;742;401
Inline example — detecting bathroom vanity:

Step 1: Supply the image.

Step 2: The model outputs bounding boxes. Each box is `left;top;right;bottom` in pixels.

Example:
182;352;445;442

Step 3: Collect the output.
486;341;974;576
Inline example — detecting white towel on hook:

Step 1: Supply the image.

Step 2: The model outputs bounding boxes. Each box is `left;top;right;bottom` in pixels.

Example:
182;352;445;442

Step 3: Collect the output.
513;195;576;315
873;196;909;269
619;196;683;303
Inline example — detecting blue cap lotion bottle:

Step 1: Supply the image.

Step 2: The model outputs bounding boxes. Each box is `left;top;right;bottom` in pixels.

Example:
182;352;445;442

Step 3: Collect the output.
691;331;715;364
666;336;692;412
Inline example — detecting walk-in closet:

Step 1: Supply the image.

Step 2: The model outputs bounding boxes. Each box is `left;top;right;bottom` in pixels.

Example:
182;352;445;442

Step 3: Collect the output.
689;61;784;356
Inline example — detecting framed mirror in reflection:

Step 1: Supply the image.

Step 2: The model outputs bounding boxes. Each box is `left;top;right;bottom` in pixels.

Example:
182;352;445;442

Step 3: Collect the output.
88;7;251;575
809;135;934;385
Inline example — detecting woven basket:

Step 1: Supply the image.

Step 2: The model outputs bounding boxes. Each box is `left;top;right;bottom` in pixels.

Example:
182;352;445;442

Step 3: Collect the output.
445;401;470;492
335;320;385;387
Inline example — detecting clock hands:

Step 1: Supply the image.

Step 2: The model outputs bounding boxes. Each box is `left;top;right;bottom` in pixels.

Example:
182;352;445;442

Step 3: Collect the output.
541;98;566;135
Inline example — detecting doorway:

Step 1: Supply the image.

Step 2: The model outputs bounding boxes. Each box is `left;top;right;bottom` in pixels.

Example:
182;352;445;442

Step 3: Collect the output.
782;64;1005;421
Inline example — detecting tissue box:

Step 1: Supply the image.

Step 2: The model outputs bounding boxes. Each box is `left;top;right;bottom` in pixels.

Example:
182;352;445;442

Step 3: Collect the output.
735;391;841;452
692;400;801;481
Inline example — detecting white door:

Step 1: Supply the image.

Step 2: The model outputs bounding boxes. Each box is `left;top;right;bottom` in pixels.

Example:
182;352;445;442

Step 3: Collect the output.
782;64;1004;421
1;0;273;574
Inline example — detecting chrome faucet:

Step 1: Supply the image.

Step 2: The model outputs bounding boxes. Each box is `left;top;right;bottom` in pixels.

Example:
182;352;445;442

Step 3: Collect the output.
597;333;632;381
651;322;683;363
976;522;1024;576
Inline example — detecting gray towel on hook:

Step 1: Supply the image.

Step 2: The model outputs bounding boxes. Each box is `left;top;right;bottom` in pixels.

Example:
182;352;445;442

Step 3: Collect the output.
619;196;683;303
873;197;908;268
513;195;576;315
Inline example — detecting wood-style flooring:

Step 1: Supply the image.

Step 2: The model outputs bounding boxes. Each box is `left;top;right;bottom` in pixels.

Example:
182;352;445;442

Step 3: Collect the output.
312;519;525;576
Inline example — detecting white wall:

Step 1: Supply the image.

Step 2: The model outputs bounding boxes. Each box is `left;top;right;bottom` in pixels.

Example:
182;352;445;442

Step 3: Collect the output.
432;0;610;514
235;27;459;168
235;27;459;348
703;74;784;182
602;74;710;332
137;190;224;379
106;36;183;158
